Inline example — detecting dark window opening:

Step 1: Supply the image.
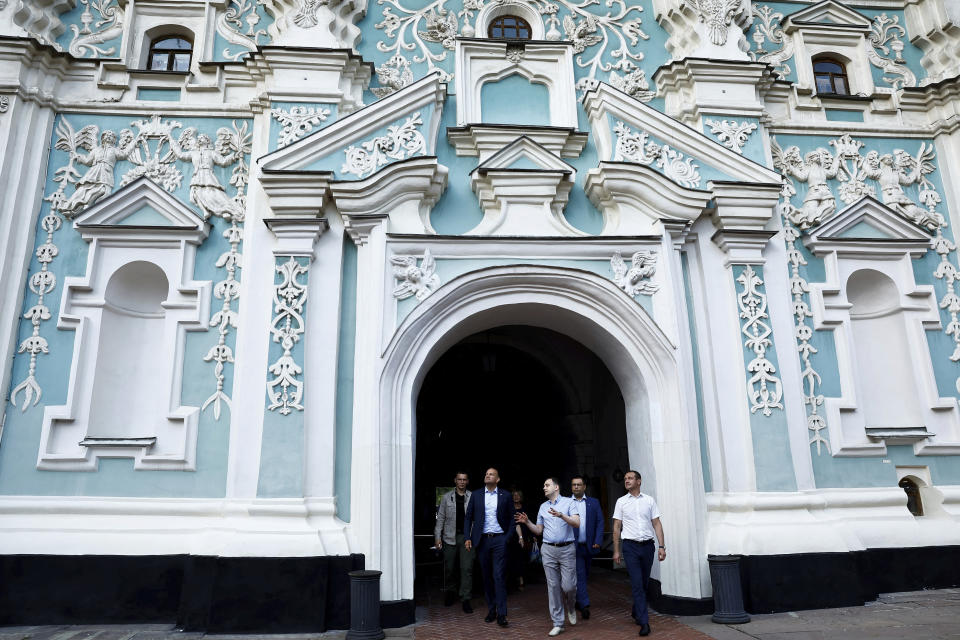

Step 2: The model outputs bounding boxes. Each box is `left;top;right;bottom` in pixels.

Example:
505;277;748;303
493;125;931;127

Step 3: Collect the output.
148;37;192;72
813;57;849;96
488;15;532;40
898;477;924;517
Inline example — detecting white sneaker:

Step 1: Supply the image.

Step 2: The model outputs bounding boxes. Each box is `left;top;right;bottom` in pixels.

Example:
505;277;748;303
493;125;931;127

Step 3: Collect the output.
548;626;564;636
567;608;577;626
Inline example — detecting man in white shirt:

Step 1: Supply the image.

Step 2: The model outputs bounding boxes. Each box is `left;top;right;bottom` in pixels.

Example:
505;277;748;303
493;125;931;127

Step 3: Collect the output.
612;470;666;637
517;477;581;637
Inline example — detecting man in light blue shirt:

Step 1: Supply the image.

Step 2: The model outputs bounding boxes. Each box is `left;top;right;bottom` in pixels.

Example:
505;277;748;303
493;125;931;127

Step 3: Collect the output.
517;477;581;636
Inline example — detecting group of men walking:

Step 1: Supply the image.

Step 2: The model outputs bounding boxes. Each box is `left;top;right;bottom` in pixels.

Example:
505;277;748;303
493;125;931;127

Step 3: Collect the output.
435;467;666;636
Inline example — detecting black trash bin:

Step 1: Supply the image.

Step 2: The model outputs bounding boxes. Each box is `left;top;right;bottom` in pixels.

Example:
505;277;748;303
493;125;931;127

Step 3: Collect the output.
347;569;386;640
708;554;750;624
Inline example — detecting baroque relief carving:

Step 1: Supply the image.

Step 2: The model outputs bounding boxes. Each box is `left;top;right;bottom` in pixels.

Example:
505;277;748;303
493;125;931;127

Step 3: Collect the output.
68;0;124;58
342;112;426;178
267;257;309;415
613;121;701;188
0;96;8;113
736;265;783;417
867;13;917;90
292;0;329;27
749;5;792;78
271;105;331;146
217;0;269;60
611;250;659;297
13;115;251;418
686;0;744;46
372;54;414;99
704;119;757;154
391;249;440;301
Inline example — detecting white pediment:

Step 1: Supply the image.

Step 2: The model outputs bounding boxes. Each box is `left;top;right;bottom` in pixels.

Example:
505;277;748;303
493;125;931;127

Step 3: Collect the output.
804;196;933;255
73;177;207;233
783;1;871;31
582;83;782;186
473;136;575;175
259;72;446;173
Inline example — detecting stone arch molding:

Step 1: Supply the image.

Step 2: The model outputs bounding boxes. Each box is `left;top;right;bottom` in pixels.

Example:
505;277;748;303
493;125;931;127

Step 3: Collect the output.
357;265;709;603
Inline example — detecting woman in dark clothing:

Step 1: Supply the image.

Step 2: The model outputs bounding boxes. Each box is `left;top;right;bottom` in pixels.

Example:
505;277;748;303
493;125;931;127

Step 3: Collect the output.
508;490;533;591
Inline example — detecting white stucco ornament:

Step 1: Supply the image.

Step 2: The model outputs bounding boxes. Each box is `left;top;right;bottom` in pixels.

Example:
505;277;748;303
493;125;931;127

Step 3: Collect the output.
613;121;701;188
373;54;414;99
686;0;744;46
267;257;309;415
772;143;841;229
391;249;441;301
342;112;426;178
69;0;124;58
293;0;329;28
704;119;757;154
0;96;9;113
611;250;659;297
867;14;917;90
271;105;331;146
736;265;783;417
749;6;792;78
169;126;248;221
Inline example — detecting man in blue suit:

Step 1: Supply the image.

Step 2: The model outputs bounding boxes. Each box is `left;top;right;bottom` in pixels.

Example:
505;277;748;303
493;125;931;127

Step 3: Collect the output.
464;467;516;627
571;475;604;619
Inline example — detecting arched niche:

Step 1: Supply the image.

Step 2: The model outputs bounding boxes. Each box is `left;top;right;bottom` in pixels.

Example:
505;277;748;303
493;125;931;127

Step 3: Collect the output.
480;73;551;125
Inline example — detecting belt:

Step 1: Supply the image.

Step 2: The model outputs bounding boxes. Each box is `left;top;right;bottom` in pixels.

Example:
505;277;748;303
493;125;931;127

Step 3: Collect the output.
482;532;504;538
543;540;574;547
624;538;654;544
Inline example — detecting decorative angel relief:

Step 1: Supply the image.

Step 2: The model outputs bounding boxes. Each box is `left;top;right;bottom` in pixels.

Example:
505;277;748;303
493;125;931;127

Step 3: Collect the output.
68;0;124;58
685;0;744;46
13;115;251;417
611;250;659;298
371;0;650;95
867;13;917;90
342;112;426;178
267;257;309;415
392;249;440;301
373;54;415;99
613;121;702;188
736;265;783;417
272;105;331;146
749;5;793;78
704;119;757;154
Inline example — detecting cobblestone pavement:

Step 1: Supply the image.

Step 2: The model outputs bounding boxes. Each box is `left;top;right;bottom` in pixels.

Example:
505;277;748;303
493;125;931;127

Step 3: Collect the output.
414;567;712;640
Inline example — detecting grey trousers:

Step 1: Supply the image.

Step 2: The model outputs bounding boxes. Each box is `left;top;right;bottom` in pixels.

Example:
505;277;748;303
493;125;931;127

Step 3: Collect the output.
541;542;577;627
442;533;474;600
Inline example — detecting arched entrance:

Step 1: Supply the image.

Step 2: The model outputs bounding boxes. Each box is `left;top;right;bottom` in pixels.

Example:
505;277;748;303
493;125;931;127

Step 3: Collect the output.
363;265;708;604
414;325;629;541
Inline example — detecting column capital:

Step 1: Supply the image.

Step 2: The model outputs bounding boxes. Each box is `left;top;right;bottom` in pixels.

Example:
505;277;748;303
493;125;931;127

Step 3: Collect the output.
263;217;330;258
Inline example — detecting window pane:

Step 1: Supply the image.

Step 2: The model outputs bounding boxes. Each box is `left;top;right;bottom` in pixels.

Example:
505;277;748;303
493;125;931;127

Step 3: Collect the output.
834;76;848;95
814;60;843;74
815;75;833;93
172;53;190;72
490;25;503;38
150;53;169;71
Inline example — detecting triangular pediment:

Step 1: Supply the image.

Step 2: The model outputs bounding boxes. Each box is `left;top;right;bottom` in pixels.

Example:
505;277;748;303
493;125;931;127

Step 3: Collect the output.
73;178;207;231
259;72;446;177
473;136;575;176
805;196;933;253
784;1;871;30
581;83;782;188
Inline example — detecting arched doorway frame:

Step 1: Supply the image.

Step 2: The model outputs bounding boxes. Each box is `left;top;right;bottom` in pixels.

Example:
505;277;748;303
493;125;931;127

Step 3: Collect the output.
359;265;709;602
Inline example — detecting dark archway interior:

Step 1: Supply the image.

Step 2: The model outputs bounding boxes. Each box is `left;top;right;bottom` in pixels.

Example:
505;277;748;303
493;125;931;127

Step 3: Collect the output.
414;325;628;543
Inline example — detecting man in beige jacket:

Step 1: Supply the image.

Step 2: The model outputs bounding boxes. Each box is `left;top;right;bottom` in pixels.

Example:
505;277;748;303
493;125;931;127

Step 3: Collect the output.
435;471;474;612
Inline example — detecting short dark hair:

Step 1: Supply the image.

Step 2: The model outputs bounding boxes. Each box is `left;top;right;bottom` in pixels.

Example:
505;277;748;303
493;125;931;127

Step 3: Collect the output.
547;476;561;488
625;470;642;482
571;475;586;485
454;471;469;478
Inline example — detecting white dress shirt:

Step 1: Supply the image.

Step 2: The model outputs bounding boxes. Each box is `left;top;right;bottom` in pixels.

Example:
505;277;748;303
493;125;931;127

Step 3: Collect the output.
613;492;660;542
483;488;504;534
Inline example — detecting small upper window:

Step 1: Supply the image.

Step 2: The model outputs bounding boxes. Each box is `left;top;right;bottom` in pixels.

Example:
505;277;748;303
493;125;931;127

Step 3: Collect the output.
488;15;532;40
148;37;192;72
813;57;849;95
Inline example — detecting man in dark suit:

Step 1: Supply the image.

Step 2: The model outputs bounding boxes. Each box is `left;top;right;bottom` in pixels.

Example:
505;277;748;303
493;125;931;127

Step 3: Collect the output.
571;475;605;619
464;467;515;627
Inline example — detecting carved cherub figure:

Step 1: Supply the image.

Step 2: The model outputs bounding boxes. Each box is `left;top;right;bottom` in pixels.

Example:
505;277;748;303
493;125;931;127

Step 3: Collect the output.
860;146;944;231
774;144;842;228
373;54;414;99
391;249;440;301
612;250;660;297
60;126;135;217
169;127;244;220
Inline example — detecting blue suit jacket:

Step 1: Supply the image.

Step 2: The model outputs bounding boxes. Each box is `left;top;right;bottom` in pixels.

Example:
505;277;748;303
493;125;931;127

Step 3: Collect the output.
464;487;516;546
573;496;605;555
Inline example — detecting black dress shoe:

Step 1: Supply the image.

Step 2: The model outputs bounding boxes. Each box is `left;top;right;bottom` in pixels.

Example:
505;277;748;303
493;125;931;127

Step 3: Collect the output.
444;591;456;606
497;615;508;627
639;623;651;636
462;600;473;614
581;606;590;620
485;610;496;623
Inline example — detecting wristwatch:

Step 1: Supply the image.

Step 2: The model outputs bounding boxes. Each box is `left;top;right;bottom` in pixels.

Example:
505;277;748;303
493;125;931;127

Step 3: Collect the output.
658;545;665;549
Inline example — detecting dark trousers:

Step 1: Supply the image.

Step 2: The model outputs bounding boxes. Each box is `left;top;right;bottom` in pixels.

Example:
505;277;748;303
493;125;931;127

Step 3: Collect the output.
575;542;592;608
623;539;655;625
443;533;473;600
477;533;508;616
